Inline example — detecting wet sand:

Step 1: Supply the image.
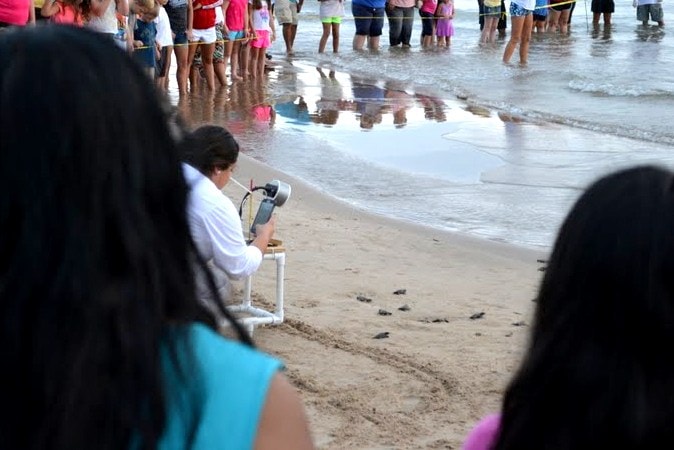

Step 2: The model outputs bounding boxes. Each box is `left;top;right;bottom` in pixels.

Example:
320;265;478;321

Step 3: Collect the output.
178;60;552;448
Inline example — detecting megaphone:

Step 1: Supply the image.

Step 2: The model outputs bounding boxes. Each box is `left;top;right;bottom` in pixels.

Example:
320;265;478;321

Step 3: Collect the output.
250;180;291;234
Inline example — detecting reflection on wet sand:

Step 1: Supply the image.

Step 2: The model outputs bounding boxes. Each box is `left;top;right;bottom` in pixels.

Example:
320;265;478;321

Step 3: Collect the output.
177;79;276;135
173;63;452;137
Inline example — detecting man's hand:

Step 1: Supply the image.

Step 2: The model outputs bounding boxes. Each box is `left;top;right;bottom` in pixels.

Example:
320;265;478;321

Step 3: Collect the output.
254;216;276;241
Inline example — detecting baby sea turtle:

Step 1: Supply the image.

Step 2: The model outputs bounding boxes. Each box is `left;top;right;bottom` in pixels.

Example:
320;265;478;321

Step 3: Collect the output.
398;304;411;311
378;309;392;316
393;289;407;295
470;312;485;320
373;332;390;339
356;295;373;303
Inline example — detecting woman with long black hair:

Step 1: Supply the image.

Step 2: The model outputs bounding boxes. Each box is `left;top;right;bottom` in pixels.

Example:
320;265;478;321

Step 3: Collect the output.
0;25;313;450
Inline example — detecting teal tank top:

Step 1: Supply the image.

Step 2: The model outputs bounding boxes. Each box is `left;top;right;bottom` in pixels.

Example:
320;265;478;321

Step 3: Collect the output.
158;323;283;450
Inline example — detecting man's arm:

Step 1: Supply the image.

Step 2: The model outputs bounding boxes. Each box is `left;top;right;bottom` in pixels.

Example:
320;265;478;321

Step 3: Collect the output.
28;0;36;23
296;0;303;13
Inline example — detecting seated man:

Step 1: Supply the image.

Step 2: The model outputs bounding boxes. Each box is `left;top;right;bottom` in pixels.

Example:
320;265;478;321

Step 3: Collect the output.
180;125;275;306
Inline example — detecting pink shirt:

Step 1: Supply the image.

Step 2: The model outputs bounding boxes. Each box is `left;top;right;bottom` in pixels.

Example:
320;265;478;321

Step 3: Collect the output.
51;2;83;25
463;414;501;450
0;0;31;25
387;0;415;7
224;0;246;31
420;0;437;13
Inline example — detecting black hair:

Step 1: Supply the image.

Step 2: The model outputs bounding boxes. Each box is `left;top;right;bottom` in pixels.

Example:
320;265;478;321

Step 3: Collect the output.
180;125;240;177
495;165;674;450
0;25;250;450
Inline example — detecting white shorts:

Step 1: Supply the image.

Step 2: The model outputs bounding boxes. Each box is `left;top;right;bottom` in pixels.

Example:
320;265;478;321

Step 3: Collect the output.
191;26;217;44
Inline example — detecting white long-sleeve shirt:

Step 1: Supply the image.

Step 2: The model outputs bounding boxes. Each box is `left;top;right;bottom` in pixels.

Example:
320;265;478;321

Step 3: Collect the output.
183;163;263;279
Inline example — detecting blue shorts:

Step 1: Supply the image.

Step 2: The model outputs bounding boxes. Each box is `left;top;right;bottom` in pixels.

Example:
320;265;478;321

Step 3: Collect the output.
228;30;245;41
510;2;533;16
174;30;187;45
484;5;501;17
352;3;385;36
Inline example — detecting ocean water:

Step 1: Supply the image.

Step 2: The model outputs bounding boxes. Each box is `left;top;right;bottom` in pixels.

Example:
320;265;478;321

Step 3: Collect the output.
174;0;674;249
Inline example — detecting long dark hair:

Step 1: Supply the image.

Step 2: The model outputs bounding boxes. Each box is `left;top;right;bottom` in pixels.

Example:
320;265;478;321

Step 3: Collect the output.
0;25;250;450
495;166;674;449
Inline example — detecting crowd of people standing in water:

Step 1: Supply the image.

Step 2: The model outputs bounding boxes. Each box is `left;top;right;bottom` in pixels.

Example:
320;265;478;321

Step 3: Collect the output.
0;0;666;83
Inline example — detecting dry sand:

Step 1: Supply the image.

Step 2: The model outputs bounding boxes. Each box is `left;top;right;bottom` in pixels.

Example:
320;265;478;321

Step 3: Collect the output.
222;155;548;449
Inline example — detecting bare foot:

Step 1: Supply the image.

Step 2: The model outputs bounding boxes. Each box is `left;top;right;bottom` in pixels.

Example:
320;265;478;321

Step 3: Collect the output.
231;74;243;81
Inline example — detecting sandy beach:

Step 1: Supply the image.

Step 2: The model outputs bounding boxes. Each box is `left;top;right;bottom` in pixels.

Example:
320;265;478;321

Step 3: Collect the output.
171;2;674;445
221;155;547;449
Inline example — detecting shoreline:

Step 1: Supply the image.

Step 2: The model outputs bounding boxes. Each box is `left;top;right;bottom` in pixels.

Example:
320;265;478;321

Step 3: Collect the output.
224;154;546;449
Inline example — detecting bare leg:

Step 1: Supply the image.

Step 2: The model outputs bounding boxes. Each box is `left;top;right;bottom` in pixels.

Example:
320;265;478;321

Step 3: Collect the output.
518;13;533;64
481;16;495;42
250;47;260;78
187;43;199;91
368;35;380;50
227;40;243;81
503;14;524;63
353;34;366;50
162;46;172;91
559;9;570;33
319;22;330;52
549;9;560;31
201;42;216;90
282;23;293;53
289;24;298;49
332;23;340;52
489;18;498;40
258;47;266;77
175;44;190;94
239;42;250;78
214;61;227;86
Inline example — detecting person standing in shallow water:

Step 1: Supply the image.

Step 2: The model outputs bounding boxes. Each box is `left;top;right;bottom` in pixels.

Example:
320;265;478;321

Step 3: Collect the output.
275;0;303;54
418;0;437;47
591;0;614;25
351;0;385;50
435;0;453;46
385;0;415;47
636;0;664;26
502;0;534;64
318;0;343;52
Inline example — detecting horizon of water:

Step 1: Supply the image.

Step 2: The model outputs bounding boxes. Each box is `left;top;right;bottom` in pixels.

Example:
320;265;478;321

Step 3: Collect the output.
174;0;674;249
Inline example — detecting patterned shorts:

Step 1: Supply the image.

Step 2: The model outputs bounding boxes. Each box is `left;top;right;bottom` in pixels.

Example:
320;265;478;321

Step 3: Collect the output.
192;23;225;71
214;22;225;63
509;1;533;16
